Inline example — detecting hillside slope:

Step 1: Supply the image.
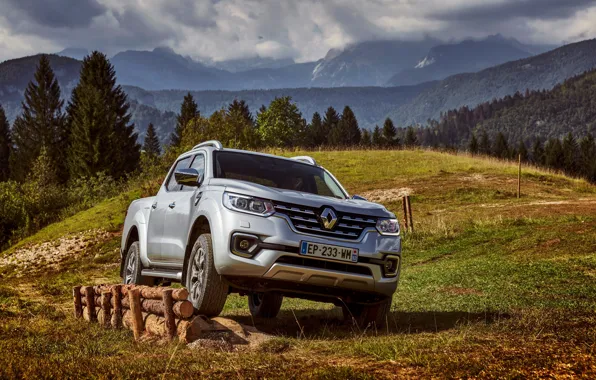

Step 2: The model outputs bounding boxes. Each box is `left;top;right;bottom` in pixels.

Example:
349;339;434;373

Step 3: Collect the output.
1;150;594;378
390;38;596;125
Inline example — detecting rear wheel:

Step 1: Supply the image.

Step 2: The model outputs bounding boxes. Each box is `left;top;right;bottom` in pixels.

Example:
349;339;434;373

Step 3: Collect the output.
342;298;392;328
123;241;156;286
248;292;283;318
185;233;228;317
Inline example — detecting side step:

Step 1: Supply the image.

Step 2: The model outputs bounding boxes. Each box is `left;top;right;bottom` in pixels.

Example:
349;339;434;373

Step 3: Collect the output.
141;269;183;281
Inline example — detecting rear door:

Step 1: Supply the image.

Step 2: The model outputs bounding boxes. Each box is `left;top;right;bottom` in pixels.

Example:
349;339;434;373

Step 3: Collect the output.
161;153;206;263
146;156;192;261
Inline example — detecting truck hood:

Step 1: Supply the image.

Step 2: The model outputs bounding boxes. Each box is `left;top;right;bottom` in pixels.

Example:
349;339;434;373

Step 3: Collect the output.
208;178;393;218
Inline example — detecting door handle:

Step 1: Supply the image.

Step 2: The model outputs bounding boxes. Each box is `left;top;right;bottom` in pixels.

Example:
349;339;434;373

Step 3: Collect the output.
168;202;176;209
151;202;157;209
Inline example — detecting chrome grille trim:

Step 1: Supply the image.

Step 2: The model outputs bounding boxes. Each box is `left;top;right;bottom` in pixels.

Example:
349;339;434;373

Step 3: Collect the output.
273;201;378;240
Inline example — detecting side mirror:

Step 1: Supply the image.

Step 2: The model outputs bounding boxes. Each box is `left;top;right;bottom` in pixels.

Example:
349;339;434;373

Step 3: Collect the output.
351;194;367;201
175;168;203;187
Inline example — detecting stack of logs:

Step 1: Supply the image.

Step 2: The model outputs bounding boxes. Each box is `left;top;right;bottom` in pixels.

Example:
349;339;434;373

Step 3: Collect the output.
73;284;201;342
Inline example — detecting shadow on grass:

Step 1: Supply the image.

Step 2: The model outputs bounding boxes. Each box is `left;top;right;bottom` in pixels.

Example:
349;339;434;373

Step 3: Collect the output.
228;308;510;338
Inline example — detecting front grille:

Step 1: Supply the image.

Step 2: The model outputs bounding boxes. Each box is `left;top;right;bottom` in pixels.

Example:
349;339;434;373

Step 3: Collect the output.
273;201;378;240
275;255;372;276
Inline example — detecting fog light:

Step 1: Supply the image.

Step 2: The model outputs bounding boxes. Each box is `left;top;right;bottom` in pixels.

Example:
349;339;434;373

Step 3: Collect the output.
231;233;260;258
239;239;250;250
382;256;400;277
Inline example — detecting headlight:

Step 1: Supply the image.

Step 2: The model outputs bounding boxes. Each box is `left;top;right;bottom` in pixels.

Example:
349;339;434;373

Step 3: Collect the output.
376;218;400;235
223;192;275;217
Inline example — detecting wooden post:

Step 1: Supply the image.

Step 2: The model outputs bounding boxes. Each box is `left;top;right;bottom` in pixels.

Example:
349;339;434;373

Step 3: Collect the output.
83;286;96;322
128;288;144;340
73;286;83;319
100;291;112;328
406;195;414;233
517;154;521;199
162;289;176;340
111;285;123;328
401;197;409;232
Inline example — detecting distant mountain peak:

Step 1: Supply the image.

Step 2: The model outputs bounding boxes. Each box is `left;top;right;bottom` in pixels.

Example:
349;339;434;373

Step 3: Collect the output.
56;47;88;60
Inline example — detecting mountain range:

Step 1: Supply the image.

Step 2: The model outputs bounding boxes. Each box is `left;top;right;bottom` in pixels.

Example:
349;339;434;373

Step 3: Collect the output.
1;36;596;143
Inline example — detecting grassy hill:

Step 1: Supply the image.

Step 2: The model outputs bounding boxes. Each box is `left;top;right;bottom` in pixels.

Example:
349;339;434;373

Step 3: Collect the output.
1;150;595;378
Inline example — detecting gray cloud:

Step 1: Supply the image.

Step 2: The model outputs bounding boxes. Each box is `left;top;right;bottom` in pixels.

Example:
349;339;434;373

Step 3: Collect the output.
5;0;106;28
1;0;596;62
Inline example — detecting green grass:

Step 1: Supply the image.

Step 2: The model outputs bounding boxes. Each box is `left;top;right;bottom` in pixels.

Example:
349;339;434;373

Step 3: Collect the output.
1;149;595;378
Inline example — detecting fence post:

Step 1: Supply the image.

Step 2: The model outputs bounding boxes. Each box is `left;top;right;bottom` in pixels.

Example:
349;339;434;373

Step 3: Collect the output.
517;154;521;199
402;196;409;232
73;286;83;319
162;289;176;340
129;288;144;341
406;196;414;233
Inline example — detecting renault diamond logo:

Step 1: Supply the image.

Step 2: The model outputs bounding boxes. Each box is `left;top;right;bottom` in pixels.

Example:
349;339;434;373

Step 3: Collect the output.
319;208;338;230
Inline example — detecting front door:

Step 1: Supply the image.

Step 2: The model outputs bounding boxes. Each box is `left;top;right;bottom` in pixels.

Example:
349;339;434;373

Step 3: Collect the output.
161;153;206;263
147;155;192;262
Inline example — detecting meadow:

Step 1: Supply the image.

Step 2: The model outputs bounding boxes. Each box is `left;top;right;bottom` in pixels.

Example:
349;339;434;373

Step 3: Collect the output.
0;149;594;378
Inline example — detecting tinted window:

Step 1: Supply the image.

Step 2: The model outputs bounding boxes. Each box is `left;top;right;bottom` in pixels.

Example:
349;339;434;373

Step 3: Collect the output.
214;151;346;199
166;156;192;192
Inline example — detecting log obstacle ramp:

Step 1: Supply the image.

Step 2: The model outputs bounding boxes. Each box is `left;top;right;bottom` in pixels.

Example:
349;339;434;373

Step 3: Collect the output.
73;284;261;344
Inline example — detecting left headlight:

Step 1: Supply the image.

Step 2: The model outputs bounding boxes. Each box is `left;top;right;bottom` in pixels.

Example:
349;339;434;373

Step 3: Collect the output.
223;192;275;217
376;218;400;235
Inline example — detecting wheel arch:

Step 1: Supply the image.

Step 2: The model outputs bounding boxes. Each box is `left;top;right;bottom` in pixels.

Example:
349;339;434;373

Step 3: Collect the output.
182;215;212;281
120;225;140;277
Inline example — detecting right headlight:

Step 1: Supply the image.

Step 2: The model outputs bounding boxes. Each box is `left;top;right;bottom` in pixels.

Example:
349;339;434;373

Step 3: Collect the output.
376;218;400;235
223;192;275;217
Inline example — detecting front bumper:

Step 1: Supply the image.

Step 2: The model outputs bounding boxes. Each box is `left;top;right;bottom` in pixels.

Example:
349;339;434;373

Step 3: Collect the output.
212;207;402;298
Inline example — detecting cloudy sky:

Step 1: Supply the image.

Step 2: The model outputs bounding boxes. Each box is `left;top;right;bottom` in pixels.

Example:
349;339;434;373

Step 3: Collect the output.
1;0;596;63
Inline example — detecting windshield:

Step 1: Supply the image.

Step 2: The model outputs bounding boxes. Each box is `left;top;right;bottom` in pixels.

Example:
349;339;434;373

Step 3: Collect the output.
213;151;347;199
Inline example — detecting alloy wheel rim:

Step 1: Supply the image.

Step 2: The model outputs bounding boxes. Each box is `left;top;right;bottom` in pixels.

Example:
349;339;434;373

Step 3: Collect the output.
125;252;136;284
190;247;206;301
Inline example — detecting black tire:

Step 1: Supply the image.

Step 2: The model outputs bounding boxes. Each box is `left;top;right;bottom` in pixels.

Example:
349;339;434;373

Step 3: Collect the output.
248;292;283;318
123;241;155;286
342;298;392;328
185;233;228;317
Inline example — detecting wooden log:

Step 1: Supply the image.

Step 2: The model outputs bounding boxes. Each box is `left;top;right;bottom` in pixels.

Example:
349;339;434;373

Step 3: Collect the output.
82;284;189;301
100;292;112;328
81;296;193;319
83;286;96;322
121;311;203;343
111;285;123;328
73;286;83;319
128;288;144;340
162;289;176;340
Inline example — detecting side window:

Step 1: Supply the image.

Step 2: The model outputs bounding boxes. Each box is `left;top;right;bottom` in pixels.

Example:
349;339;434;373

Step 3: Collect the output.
166;156;192;192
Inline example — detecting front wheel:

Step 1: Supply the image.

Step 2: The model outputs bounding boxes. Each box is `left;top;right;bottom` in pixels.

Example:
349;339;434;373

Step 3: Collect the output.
342;298;392;328
248;292;283;318
185;233;228;317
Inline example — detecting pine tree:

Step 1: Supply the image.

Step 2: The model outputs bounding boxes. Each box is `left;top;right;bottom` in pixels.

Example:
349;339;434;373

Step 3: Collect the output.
404;127;418;147
304;112;323;147
382;118;397;147
532;138;545;165
562;132;578;175
493;132;509;159
227;99;258;148
518;140;528;162
545;138;564;170
67;51;140;179
469;133;479;155
10;55;68;182
143;123;161;157
171;92;199;147
479;130;490;155
320;107;340;146
372;125;383;147
0;105;10;181
579;134;595;181
361;129;372;146
339;106;361;146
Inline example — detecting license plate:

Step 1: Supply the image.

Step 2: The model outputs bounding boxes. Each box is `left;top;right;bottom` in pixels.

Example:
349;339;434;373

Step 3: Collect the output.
299;241;359;263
